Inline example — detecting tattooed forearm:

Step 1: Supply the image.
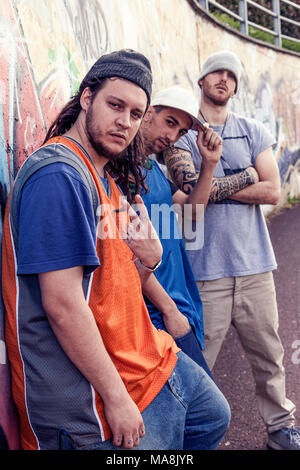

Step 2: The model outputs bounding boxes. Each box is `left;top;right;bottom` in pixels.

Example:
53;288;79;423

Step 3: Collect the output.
209;167;258;203
164;147;198;194
164;147;259;202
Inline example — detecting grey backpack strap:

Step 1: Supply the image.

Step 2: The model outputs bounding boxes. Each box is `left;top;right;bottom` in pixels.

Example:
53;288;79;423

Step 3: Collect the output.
10;142;100;246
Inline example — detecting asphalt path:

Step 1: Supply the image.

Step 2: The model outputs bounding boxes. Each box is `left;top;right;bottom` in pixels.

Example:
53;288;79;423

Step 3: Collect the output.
213;204;300;451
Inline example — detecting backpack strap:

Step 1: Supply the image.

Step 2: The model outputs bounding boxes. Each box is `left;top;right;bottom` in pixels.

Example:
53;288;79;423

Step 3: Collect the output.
9;141;100;247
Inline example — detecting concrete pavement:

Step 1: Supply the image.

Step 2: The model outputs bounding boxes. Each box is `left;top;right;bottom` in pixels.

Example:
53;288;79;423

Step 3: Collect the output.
213;204;300;450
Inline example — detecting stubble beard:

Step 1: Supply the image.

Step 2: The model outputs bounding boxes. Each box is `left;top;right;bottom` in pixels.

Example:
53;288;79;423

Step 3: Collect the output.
203;84;232;107
144;133;168;156
146;140;159;155
207;92;231;107
86;106;126;161
141;125;155;156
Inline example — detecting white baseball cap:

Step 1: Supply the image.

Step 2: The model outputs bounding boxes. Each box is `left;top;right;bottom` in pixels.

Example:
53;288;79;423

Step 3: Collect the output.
151;86;204;130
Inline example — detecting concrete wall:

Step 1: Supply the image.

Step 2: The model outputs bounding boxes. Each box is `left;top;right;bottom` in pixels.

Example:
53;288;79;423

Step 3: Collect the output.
1;0;300;221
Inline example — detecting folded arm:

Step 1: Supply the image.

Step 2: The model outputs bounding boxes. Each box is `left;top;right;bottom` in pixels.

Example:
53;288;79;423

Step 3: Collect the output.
39;266;145;449
165;126;223;217
164;147;260;202
228;147;281;205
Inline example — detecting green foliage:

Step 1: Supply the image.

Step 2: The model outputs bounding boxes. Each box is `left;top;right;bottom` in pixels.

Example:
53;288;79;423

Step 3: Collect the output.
212;0;300;37
212;11;240;30
282;38;300;53
280;0;300;39
211;5;300;53
287;192;300;207
248;25;275;45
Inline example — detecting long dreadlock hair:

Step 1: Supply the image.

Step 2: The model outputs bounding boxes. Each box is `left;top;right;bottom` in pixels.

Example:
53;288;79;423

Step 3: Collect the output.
43;77;148;203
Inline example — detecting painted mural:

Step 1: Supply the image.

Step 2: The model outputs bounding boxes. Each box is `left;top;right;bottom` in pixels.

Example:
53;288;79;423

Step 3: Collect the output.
0;0;110;225
0;0;300;449
0;0;299;224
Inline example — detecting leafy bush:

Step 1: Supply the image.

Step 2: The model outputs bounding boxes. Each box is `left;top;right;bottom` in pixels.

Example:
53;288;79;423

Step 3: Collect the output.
210;2;300;53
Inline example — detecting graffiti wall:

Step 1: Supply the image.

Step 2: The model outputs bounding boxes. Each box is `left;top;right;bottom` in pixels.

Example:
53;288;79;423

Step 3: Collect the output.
1;0;300;219
1;0;300;449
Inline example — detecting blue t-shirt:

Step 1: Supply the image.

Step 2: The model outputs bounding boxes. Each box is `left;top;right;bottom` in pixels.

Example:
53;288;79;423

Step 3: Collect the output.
17;162;100;275
141;158;204;349
174;112;277;280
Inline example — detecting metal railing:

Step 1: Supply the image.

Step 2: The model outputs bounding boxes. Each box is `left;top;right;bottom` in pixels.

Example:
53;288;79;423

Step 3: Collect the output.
197;0;300;48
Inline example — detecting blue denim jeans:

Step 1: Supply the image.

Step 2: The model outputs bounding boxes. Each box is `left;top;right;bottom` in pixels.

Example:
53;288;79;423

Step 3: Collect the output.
175;327;214;381
60;351;230;450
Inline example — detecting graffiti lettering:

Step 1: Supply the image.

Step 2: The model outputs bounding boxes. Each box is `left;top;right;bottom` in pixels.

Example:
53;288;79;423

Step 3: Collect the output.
63;0;109;67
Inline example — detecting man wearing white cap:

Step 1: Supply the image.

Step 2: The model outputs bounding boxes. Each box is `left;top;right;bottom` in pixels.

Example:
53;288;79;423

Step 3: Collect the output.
133;86;257;379
138;86;221;379
164;51;299;450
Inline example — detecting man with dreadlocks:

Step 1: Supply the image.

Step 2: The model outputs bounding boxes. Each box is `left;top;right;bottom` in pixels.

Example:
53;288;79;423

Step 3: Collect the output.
2;50;230;451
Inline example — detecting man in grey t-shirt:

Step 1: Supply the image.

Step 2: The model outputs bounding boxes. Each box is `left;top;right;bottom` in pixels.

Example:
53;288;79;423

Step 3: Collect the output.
164;51;299;451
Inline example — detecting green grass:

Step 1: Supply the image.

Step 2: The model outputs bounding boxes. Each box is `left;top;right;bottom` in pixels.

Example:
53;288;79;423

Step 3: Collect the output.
282;37;300;53
287;192;300;207
212;11;300;53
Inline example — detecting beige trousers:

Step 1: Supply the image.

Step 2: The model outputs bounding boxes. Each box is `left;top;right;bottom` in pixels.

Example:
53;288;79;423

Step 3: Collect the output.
197;271;295;432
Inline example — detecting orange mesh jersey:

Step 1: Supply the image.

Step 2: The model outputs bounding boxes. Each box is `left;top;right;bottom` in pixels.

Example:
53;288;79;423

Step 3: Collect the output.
2;136;179;450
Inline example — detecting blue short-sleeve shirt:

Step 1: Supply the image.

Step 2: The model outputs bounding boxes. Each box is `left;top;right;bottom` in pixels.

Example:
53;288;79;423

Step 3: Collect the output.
17;162;100;275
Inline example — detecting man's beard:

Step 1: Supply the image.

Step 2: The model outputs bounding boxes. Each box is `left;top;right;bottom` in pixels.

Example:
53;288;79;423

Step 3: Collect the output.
86;106;126;161
150;139;169;155
207;93;231;107
143;126;169;155
204;86;232;107
146;140;157;155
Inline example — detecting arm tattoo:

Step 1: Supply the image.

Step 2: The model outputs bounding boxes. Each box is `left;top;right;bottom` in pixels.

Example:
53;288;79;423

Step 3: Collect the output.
163;146;197;195
164;147;257;201
209;168;257;203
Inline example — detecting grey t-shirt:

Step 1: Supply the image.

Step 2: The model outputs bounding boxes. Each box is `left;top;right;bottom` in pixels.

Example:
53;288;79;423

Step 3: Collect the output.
174;112;277;281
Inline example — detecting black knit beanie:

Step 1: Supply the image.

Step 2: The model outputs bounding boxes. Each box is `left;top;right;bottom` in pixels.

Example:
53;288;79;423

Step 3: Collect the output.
81;49;152;105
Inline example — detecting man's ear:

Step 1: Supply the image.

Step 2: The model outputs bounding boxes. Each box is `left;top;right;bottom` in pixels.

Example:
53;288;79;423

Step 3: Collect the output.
80;87;93;112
